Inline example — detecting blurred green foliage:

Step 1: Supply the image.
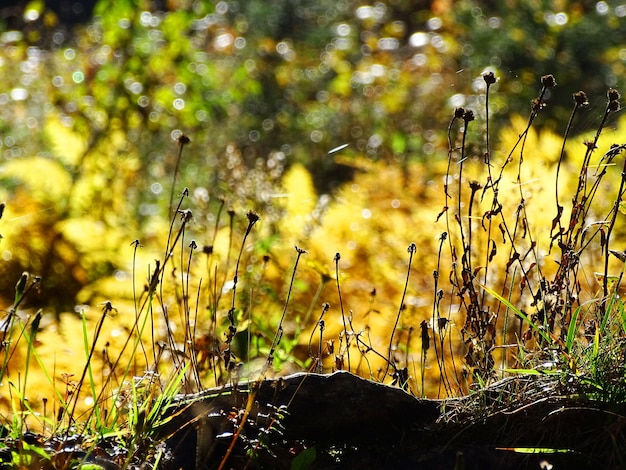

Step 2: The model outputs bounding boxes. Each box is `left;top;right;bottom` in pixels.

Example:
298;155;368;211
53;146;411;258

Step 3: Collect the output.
456;0;626;130
0;0;625;309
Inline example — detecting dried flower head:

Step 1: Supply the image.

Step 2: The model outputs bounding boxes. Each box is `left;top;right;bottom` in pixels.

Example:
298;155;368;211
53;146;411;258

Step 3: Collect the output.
573;91;589;106
608;100;620;112
246;210;260;224
541;74;557;88
583;140;597;151
178;209;193;222
177;134;191;145
608;88;620;102
454;107;465;119
463;110;475;122
469;181;483;191
483;71;497;85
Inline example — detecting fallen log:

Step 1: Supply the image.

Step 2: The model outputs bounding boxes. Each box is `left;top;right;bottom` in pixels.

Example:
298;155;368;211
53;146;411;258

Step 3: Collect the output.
156;370;626;469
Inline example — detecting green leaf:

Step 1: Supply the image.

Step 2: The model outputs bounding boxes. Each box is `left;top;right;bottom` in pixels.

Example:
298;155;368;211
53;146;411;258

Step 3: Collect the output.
502;368;556;375
566;305;582;352
291;447;316;470
14;272;28;305
479;283;551;344
391;132;407;154
20;442;51;461
497;447;573;454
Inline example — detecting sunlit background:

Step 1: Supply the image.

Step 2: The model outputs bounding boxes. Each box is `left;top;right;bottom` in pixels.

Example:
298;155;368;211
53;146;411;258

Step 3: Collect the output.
1;0;626;419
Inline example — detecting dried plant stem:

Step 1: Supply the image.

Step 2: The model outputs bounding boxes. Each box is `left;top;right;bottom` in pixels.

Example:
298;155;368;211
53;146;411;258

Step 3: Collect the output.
600;154;626;310
334;253;350;371
223;211;259;372
308;303;330;373
265;246;306;371
218;384;258;470
431;233;446;380
74;301;115;435
168;134;190;218
384;243;416;381
551;93;587;243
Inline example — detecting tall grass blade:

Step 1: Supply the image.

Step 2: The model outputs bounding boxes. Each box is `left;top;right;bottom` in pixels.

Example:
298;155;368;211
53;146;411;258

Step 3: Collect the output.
479;283;551;344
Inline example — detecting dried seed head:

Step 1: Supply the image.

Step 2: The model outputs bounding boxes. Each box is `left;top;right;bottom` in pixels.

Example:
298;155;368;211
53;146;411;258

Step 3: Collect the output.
541;74;556;88
463;110;475;122
483;71;497;85
583;140;597;151
531;97;546;112
608;88;620;102
469;181;483;191
177;134;191;145
454;107;465;119
102;300;117;315
246;210;260;224
178;209;193;222
15;272;28;298
608;100;620;112
573;91;589;106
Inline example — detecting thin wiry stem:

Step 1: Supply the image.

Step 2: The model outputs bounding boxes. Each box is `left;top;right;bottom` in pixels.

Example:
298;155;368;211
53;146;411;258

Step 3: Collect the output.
601;150;626;313
334;252;350;371
567;93;618;248
265;246;306;371
130;239;149;369
308;303;330;373
551;92;588;246
74;301;116;435
223;211;259;372
384;243;416;381
168;134;190;218
431;233;446;383
483;71;496;176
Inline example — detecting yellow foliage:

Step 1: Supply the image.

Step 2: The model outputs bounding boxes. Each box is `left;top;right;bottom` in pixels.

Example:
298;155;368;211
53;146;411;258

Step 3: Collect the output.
44;116;87;166
278;163;317;242
5;109;626;423
257;112;626;394
0;156;71;206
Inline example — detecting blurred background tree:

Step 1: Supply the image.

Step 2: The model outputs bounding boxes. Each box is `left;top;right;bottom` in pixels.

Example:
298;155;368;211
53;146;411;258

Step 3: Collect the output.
0;0;625;309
